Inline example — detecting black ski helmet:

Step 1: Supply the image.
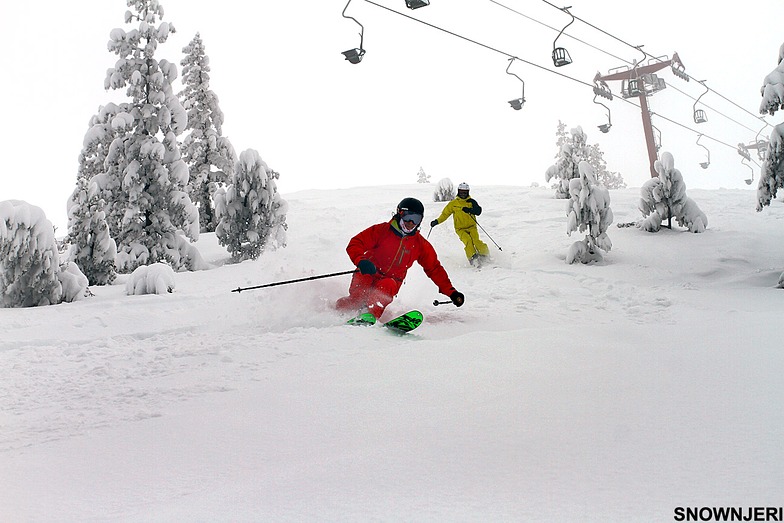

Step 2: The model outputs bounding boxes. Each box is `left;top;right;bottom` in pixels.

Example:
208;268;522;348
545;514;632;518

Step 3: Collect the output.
396;197;424;217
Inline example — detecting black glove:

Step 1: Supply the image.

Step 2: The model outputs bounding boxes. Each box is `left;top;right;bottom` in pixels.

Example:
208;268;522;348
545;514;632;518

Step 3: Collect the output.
450;290;465;307
463;199;482;216
357;259;377;275
430;219;439;227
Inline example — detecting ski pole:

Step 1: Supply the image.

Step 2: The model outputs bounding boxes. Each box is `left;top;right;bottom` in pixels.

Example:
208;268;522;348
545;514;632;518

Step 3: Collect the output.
232;269;357;293
470;215;502;251
433;300;452;306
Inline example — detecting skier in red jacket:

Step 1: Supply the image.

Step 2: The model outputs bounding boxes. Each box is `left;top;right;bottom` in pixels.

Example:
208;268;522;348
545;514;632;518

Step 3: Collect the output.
335;197;465;319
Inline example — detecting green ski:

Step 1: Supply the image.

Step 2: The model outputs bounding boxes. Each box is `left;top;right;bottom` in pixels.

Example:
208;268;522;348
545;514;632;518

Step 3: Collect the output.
346;310;423;334
346;312;377;326
384;310;423;334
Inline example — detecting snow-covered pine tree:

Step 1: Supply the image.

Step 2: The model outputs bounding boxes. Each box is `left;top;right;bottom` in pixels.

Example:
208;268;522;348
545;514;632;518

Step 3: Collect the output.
75;103;133;241
65;176;117;286
433;178;455;202
417;166;430;184
214;149;288;262
546;124;589;199
586;143;626;189
545;122;625;197
638;151;707;233
757;41;784;212
103;0;199;273
179;32;237;232
565;161;613;264
1;201;63;307
756;41;784;286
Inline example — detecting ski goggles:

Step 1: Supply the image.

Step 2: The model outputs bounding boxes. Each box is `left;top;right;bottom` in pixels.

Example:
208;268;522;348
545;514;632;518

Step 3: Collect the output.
401;212;423;226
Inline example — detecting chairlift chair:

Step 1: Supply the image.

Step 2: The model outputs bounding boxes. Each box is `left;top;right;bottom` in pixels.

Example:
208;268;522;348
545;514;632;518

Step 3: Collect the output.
405;0;430;8
742;158;754;185
552;48;572;67
342;48;365;64
696;134;710;169
622;78;642;98
341;0;365;64
693;80;709;123
737;143;751;162
756;140;768;161
551;6;574;67
643;74;666;95
593;93;611;133
753;121;769;161
592;72;613;100
506;57;525;110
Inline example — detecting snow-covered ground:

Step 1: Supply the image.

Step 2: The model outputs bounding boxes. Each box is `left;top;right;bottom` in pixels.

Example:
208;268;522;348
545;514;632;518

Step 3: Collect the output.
2;184;782;521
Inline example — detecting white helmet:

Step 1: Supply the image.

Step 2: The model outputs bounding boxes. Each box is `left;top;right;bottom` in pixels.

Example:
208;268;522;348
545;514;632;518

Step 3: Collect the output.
458;182;470;191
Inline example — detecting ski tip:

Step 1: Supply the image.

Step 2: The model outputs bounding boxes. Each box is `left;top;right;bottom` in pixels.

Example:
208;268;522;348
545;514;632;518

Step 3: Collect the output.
346;312;377;326
384;310;424;334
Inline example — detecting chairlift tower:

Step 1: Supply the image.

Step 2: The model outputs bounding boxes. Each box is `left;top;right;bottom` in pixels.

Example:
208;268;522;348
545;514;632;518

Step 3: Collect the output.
595;52;688;178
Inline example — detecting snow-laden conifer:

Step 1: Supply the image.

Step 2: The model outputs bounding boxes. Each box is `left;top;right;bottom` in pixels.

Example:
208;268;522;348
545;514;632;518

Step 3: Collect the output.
417;166;430;184
757;41;784;212
433;178;455;202
565;161;613;264
179;33;237;232
75;103;133;241
102;0;199;273
1;201;63;307
214;149;288;262
586;143;626;189
546;122;625;197
546;124;588;199
65;176;117;286
639;152;707;233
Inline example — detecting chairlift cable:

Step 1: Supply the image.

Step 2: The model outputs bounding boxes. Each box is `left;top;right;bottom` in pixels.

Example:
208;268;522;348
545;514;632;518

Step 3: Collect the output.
487;0;629;64
534;0;771;133
363;0;594;89
665;82;765;134
363;0;768;155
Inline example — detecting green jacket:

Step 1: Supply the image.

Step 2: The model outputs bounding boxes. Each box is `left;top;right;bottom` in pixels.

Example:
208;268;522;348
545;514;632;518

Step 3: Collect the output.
434;196;482;231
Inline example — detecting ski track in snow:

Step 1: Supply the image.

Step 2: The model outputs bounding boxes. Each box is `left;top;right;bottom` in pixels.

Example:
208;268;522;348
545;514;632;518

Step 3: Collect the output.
2;185;784;519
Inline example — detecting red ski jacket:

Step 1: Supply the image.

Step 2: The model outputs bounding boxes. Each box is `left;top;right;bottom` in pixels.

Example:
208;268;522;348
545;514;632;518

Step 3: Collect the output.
346;219;455;296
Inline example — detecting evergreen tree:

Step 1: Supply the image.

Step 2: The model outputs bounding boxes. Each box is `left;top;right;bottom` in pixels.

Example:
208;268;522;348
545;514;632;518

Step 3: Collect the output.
545;122;625;197
0;201;63;307
103;0;199;273
758;41;784;286
214;149;288;263
546;124;588;198
565;161;613;264
179;32;237;232
416;166;430;184
586;143;626;189
65;176;117;286
75;103;133;240
433;178;455;202
639;152;707;233
757;41;784;212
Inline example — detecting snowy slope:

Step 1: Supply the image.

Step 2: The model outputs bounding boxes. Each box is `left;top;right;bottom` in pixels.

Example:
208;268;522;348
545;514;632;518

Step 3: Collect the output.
2;185;783;522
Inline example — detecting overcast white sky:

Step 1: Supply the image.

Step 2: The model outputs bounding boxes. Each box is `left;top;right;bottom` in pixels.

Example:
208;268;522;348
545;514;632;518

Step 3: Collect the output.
2;0;782;231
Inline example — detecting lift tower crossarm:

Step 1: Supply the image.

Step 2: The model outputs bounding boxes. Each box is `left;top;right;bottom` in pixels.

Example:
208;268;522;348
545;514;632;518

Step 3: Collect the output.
596;55;684;178
598;60;674;82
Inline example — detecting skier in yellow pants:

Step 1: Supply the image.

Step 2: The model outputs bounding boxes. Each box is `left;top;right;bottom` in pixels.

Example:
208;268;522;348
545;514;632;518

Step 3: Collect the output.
430;182;490;266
